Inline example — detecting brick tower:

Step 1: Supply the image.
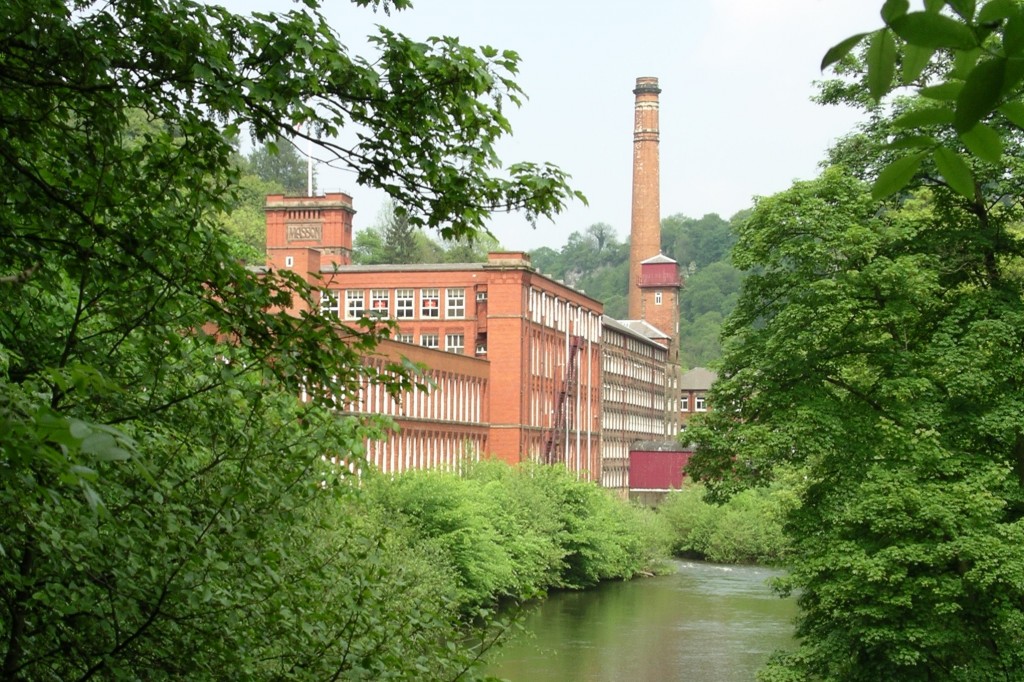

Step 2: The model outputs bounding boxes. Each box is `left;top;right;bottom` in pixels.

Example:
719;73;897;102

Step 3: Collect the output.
265;192;355;273
628;76;662;320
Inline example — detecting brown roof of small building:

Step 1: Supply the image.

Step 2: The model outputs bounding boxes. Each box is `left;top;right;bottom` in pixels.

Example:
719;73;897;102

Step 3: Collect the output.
679;367;717;391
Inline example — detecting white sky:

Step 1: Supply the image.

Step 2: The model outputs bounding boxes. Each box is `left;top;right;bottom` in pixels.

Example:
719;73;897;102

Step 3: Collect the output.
231;0;885;250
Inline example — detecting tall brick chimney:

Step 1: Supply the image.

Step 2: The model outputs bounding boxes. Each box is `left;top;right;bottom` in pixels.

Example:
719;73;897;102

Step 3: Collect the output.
628;76;662;320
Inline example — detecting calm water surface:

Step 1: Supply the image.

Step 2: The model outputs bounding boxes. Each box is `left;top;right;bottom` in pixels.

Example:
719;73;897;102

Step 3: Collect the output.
486;561;796;682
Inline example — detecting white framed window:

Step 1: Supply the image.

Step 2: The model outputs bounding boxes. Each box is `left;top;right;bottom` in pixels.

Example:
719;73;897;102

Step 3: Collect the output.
421;288;440;318
446;288;466;318
420;333;439;349
284;256;294;268
476;290;488;301
345;290;365;319
395;332;413;344
475;343;487;355
396;289;414;319
695;394;707;412
655;291;663;305
680;394;689;412
370;289;389;317
319;290;340;317
445;333;465;354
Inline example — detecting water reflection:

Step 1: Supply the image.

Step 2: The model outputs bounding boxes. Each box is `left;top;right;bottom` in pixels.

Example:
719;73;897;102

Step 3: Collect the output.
487;561;796;682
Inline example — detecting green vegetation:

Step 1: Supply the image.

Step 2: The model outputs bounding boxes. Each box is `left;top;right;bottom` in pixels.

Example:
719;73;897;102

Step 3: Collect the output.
529;213;743;367
0;0;583;678
659;482;795;566
218;138;316;258
689;2;1024;679
353;201;504;265
360;462;673;611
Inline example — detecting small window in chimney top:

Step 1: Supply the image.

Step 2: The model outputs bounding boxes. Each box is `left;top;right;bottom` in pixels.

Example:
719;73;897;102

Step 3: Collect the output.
285;256;294;268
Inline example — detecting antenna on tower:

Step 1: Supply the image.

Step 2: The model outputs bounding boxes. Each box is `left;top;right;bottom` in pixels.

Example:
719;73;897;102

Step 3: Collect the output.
306;133;313;196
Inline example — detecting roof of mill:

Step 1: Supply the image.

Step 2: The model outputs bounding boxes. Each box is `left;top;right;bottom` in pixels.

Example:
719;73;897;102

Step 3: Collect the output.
601;316;668;350
614;319;671;340
680;367;717;391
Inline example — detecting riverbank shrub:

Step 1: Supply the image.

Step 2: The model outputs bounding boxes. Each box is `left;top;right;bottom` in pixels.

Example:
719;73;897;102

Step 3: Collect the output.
660;483;794;565
359;461;672;609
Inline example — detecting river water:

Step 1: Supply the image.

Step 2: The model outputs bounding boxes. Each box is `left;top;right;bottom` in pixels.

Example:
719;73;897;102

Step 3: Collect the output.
486;561;797;682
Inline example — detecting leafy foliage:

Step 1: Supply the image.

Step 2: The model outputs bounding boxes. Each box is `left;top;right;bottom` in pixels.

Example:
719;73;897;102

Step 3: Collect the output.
659;481;795;565
689;163;1024;679
247;136;313;196
352;201;503;265
822;0;1024;201
0;0;582;677
362;462;673;610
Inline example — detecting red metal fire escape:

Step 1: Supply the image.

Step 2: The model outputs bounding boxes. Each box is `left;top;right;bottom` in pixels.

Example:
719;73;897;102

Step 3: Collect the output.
543;335;584;464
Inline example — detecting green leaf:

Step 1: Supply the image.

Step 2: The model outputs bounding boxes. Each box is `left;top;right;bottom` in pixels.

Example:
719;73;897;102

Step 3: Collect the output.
872;152;927;200
1004;14;1024;56
902;44;935;83
932;146;976;198
959;122;1004;162
890;12;979;49
893;106;955;128
951;48;982;80
955;57;1006;132
886;135;938;149
868;29;898;100
69;419;92;440
1000;58;1024;95
978;0;1019;24
920;81;965;100
924;0;945;10
947;0;976;20
882;0;910;23
998;99;1024;127
821;33;870;71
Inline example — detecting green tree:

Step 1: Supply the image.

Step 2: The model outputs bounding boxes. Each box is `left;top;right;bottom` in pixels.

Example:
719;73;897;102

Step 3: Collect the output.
381;203;421;264
661;213;736;269
678;311;725;369
529;245;561;277
690;165;1024;680
679;261;742;328
217;172;283;259
689;8;1024;676
441;232;501;263
247;136;312;195
352;225;389;264
0;0;581;677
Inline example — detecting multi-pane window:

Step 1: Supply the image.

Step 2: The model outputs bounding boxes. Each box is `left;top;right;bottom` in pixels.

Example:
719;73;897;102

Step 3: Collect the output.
445;333;465;354
319;290;340;317
420;333;439;349
446;288;466;318
396;289;414;319
421;288;440;318
370;289;389;317
395;332;413;344
345;290;365;319
475;343;487;355
680;394;689;412
695;394;707;412
655;291;663;305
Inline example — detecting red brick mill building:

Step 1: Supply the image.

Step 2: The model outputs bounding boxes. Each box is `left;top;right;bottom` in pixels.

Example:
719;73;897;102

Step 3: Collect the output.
266;76;695;494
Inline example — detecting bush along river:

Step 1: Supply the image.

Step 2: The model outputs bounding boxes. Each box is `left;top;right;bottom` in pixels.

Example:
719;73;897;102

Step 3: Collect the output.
486;560;797;681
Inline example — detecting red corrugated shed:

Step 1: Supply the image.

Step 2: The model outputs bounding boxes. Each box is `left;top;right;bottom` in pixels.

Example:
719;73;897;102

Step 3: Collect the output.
629;449;692;490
